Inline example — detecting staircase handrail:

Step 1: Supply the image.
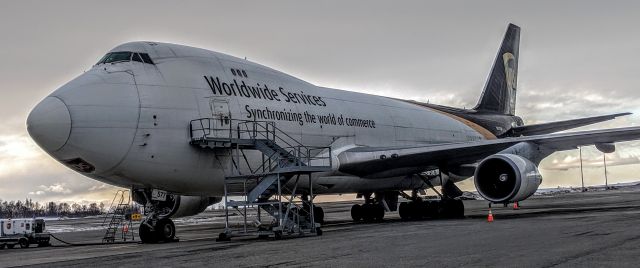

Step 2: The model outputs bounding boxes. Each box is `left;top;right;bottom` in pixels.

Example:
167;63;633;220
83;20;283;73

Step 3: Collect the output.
189;118;231;140
190;118;317;149
190;118;332;169
102;190;124;227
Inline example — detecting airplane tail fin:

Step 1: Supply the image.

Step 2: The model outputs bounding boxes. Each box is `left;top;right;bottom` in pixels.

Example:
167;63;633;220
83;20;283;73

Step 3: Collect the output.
474;23;520;115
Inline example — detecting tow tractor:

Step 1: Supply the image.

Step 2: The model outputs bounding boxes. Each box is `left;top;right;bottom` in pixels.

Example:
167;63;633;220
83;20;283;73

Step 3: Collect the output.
0;218;51;249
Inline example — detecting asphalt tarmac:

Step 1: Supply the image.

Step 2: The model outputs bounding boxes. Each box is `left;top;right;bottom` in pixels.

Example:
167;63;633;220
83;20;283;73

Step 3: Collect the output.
2;187;640;267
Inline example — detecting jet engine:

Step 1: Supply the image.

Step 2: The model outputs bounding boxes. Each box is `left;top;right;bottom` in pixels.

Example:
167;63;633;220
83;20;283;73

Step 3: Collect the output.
474;153;542;203
133;192;221;218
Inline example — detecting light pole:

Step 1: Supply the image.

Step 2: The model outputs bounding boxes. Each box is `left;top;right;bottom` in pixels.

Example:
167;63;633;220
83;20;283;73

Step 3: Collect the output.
603;153;608;190
579;146;585;192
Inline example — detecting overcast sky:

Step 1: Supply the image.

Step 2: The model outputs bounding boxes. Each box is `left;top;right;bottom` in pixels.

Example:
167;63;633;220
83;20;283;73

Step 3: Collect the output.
1;0;640;204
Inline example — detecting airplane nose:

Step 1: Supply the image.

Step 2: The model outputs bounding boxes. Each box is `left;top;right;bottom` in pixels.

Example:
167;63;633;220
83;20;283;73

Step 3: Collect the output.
27;97;71;152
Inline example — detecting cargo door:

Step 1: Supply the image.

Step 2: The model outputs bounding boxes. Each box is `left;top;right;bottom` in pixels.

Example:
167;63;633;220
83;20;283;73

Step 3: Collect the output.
210;99;231;138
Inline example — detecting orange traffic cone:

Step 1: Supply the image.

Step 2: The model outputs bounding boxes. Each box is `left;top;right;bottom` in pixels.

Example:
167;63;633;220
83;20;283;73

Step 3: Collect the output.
513;202;519;210
487;209;494;222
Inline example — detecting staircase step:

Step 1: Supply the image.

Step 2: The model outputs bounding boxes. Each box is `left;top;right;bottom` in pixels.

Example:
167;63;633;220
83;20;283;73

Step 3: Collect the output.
247;175;280;202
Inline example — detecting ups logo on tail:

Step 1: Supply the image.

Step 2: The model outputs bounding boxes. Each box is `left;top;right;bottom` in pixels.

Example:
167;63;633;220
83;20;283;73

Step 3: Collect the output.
502;52;517;114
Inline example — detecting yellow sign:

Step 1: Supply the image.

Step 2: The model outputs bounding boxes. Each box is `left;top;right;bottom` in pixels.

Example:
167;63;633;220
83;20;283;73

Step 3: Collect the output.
131;213;142;221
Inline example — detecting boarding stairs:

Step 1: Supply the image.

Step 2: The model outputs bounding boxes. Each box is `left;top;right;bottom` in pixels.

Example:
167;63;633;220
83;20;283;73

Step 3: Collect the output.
189;118;332;240
102;190;135;243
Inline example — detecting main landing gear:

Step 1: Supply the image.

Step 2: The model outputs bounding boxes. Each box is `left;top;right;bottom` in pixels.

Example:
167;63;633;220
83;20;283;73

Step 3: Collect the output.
351;203;385;222
398;176;466;221
351;192;394;222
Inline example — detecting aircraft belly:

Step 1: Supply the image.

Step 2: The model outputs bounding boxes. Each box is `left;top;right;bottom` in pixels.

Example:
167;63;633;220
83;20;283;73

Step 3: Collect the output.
285;174;428;195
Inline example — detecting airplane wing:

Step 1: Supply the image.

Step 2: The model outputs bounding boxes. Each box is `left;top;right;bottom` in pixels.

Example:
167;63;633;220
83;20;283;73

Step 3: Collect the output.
337;127;640;178
507;113;631;136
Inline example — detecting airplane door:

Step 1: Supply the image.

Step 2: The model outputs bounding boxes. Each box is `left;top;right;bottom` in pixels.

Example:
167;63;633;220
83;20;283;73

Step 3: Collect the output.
210;99;231;138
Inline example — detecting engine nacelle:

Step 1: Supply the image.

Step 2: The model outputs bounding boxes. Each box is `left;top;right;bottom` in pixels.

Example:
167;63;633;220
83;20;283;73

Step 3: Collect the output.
474;153;542;203
133;191;221;218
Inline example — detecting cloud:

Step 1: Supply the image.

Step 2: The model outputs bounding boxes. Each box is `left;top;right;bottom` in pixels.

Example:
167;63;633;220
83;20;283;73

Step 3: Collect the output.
0;135;41;161
0;134;122;203
37;183;72;194
544;154;640;171
88;184;108;191
517;89;640;125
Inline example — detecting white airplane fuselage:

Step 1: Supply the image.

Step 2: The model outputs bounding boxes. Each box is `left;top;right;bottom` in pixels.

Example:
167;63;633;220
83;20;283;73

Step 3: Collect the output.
28;42;491;197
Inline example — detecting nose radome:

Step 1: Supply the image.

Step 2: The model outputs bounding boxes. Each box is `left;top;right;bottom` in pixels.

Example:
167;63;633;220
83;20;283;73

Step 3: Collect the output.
27;97;71;152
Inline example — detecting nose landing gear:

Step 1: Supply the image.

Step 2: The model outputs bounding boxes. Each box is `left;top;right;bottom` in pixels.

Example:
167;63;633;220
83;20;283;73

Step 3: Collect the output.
136;190;178;244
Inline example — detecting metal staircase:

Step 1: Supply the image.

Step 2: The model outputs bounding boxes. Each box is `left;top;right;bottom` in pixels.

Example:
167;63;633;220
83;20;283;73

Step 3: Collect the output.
102;190;135;243
190;118;332;240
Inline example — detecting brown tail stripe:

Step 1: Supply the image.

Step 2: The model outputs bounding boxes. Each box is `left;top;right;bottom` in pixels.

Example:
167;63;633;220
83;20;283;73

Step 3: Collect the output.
403;100;497;140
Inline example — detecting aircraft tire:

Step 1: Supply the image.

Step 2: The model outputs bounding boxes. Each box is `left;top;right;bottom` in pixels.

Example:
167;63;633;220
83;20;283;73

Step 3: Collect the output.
313;206;325;224
216;232;231;242
274;231;283;240
409;202;422;220
362;204;376;222
399;202;410;220
351;204;363;222
139;222;157;243
425;201;439;219
453;200;465;218
156;218;176;242
373;204;385;221
437;200;450;218
437;200;451;218
418;201;431;219
18;238;29;249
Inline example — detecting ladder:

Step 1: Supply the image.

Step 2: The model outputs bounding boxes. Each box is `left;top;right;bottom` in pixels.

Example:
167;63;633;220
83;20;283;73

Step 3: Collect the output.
190;119;332;240
102;190;135;243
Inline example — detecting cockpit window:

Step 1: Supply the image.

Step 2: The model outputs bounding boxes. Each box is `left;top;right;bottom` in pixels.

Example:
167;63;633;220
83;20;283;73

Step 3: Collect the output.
132;53;143;63
98;52;132;64
96;52;155;65
139;53;154;64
